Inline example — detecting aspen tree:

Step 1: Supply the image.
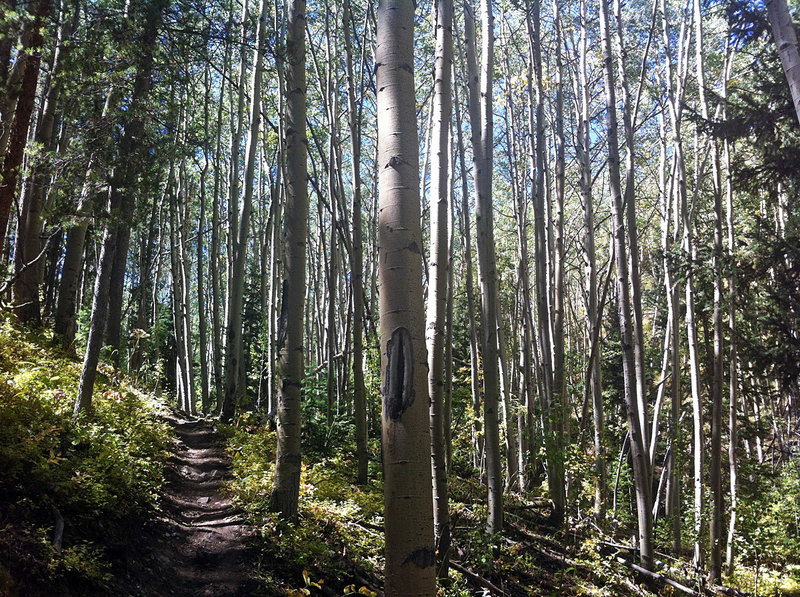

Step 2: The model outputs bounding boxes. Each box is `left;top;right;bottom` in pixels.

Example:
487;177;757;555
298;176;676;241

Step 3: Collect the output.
221;0;269;422
270;0;308;518
598;0;653;568
426;0;453;573
376;0;436;593
766;0;800;127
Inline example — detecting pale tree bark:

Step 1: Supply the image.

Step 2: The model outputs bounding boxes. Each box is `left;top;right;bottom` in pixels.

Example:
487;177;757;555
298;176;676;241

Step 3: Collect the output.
452;53;482;470
376;1;436;594
270;0;307;519
767;0;800;127
527;0;565;526
196;64;211;414
693;0;724;579
342;0;369;485
576;0;605;519
220;0;269;422
169;157;196;416
465;0;503;535
659;0;691;552
724;45;739;576
551;0;567;474
426;0;453;574
613;0;649;457
599;0;653;569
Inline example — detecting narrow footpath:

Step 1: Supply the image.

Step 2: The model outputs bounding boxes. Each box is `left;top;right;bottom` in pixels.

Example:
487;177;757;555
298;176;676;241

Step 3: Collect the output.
131;411;262;596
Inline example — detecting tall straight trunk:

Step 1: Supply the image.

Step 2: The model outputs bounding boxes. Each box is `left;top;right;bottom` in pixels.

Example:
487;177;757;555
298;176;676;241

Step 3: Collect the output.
73;0;166;415
221;0;269;422
528;1;565;526
693;0;723;578
211;21;231;412
465;0;503;535
270;0;307;519
498;22;529;489
197;64;211;414
767;0;800;127
613;0;649;456
0;0;52;254
376;1;436;594
13;0;72;325
443;169;456;470
660;0;690;553
222;0;250;407
599;0;653;569
551;0;567;459
724;48;739;575
452;53;482;470
426;0;453;572
576;0;605;518
343;0;369;485
170;159;196;415
54;89;118;346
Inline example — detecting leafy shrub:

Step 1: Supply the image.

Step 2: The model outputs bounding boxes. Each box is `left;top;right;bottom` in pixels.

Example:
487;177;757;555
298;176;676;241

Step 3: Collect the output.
0;316;171;593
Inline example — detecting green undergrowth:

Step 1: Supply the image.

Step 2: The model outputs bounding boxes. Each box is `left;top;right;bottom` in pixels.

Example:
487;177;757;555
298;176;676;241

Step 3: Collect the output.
0;316;171;596
222;419;385;596
222;414;653;596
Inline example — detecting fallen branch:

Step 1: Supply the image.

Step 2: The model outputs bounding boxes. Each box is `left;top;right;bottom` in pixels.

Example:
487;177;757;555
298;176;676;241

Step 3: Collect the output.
615;556;702;596
449;560;506;596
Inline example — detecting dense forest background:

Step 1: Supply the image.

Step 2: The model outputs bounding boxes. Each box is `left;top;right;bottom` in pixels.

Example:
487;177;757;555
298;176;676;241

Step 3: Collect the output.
1;0;800;594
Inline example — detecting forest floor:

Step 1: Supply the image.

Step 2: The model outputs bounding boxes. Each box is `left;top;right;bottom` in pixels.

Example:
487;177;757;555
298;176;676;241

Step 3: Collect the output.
1;318;798;596
124;411;264;596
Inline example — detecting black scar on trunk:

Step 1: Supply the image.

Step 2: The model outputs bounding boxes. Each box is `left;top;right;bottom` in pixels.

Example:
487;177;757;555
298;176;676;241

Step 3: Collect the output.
383;327;414;420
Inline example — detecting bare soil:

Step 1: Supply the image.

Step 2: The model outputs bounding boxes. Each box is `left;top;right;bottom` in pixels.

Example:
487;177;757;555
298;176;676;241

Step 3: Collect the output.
124;411;265;596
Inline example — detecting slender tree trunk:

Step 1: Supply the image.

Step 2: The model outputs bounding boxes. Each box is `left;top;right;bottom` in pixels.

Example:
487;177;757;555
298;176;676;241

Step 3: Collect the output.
376;1;436;594
13;0;72;325
270;0;307;519
196;64;211;414
426;0;453;574
528;0;565;526
72;0;166;416
576;0;605;519
724;48;739;575
452;54;482;470
343;0;369;485
221;0;269;422
599;0;653;568
465;0;503;535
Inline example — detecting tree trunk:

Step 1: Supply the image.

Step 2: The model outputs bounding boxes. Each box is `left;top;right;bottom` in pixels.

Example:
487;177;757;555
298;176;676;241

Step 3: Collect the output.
270;0;307;519
766;0;800;127
12;0;73;325
72;0;167;416
376;2;436;594
465;0;503;535
342;0;369;485
0;0;52;255
220;0;269;422
426;0;453;574
599;0;653;568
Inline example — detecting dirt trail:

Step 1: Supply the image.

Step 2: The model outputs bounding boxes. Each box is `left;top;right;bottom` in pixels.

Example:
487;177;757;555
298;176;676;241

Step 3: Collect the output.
138;411;261;596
